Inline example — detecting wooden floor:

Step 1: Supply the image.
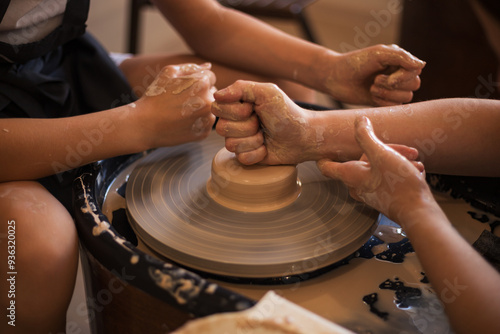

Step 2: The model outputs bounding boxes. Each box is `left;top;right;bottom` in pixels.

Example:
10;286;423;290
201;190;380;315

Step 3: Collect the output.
68;1;402;333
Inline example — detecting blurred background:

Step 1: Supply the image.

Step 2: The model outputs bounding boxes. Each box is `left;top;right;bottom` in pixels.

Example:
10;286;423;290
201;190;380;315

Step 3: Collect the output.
86;0;401;57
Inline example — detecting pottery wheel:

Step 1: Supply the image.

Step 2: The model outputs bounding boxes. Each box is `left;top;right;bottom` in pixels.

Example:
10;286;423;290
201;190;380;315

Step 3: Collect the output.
126;132;379;278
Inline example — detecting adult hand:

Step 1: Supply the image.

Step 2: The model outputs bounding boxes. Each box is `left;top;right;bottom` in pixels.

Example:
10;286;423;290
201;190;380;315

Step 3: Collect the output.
320;44;425;106
317;116;431;222
135;63;217;148
212;80;316;165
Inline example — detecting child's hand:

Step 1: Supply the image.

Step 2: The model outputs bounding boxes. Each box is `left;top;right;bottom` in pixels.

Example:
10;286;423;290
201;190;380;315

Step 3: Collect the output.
321;44;425;106
136;63;217;148
212;80;317;165
317;116;431;222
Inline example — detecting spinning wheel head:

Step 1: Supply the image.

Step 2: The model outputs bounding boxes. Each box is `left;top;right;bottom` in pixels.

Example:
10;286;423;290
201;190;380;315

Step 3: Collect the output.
126;132;378;280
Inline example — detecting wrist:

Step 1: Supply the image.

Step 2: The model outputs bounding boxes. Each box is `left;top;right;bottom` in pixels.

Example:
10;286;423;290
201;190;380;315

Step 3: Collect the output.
298;49;340;94
312;49;342;97
114;100;152;153
277;106;319;163
306;110;362;162
392;194;450;233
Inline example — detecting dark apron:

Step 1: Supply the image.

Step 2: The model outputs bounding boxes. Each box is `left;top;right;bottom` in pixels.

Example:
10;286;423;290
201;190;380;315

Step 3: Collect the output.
0;0;137;210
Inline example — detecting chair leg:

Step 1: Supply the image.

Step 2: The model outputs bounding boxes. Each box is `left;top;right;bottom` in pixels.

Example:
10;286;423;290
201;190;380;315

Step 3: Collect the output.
128;0;142;54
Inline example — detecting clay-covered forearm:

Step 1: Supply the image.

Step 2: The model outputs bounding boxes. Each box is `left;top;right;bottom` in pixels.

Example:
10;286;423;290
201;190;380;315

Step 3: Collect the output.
152;0;329;89
0;104;145;182
399;204;500;334
0;63;217;182
317;114;500;332
309;98;500;176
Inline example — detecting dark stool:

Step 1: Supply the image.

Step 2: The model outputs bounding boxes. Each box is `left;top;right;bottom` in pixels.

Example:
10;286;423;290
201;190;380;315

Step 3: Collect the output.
127;0;319;54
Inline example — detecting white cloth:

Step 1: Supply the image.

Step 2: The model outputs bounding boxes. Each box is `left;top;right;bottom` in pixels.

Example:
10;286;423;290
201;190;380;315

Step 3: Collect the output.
0;0;67;45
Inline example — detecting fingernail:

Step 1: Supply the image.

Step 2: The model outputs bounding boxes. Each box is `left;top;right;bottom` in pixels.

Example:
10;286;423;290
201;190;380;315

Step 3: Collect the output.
355;115;369;127
412;57;426;67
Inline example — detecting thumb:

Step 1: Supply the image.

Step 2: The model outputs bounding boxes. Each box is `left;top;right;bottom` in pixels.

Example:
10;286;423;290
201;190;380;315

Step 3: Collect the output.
317;159;342;180
214;80;257;103
353;116;386;165
317;158;372;191
380;45;426;71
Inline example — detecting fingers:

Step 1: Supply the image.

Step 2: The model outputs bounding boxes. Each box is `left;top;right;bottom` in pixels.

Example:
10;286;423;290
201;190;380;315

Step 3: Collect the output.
374;68;421;92
212;101;253;121
160;63;215;86
368;45;424;105
317;159;371;191
377;44;426;71
317;159;366;202
371;68;421;105
225;132;264;154
214;80;282;104
215;114;260;137
213;81;287;165
353;116;386;162
355;117;425;176
386;144;424;173
386;144;419;161
146;63;217;98
317;158;343;180
171;62;215;83
370;87;414;106
213;80;258;103
192;114;216;139
235;146;268;165
411;161;425;174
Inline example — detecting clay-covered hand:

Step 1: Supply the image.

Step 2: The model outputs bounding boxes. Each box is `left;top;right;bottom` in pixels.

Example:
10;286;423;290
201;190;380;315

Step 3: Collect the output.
135;63;217;148
320;44;425;106
212;80;316;165
317;116;432;222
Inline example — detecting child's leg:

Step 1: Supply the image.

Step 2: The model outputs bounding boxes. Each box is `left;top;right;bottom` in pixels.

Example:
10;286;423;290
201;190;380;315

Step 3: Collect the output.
0;181;79;333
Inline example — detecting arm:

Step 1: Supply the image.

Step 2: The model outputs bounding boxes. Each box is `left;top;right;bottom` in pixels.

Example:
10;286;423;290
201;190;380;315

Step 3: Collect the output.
0;63;216;182
152;0;425;106
212;80;500;176
317;117;500;334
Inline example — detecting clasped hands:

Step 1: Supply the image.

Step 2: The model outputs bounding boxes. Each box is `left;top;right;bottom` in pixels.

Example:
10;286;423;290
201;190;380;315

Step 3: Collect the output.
135;62;217;148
